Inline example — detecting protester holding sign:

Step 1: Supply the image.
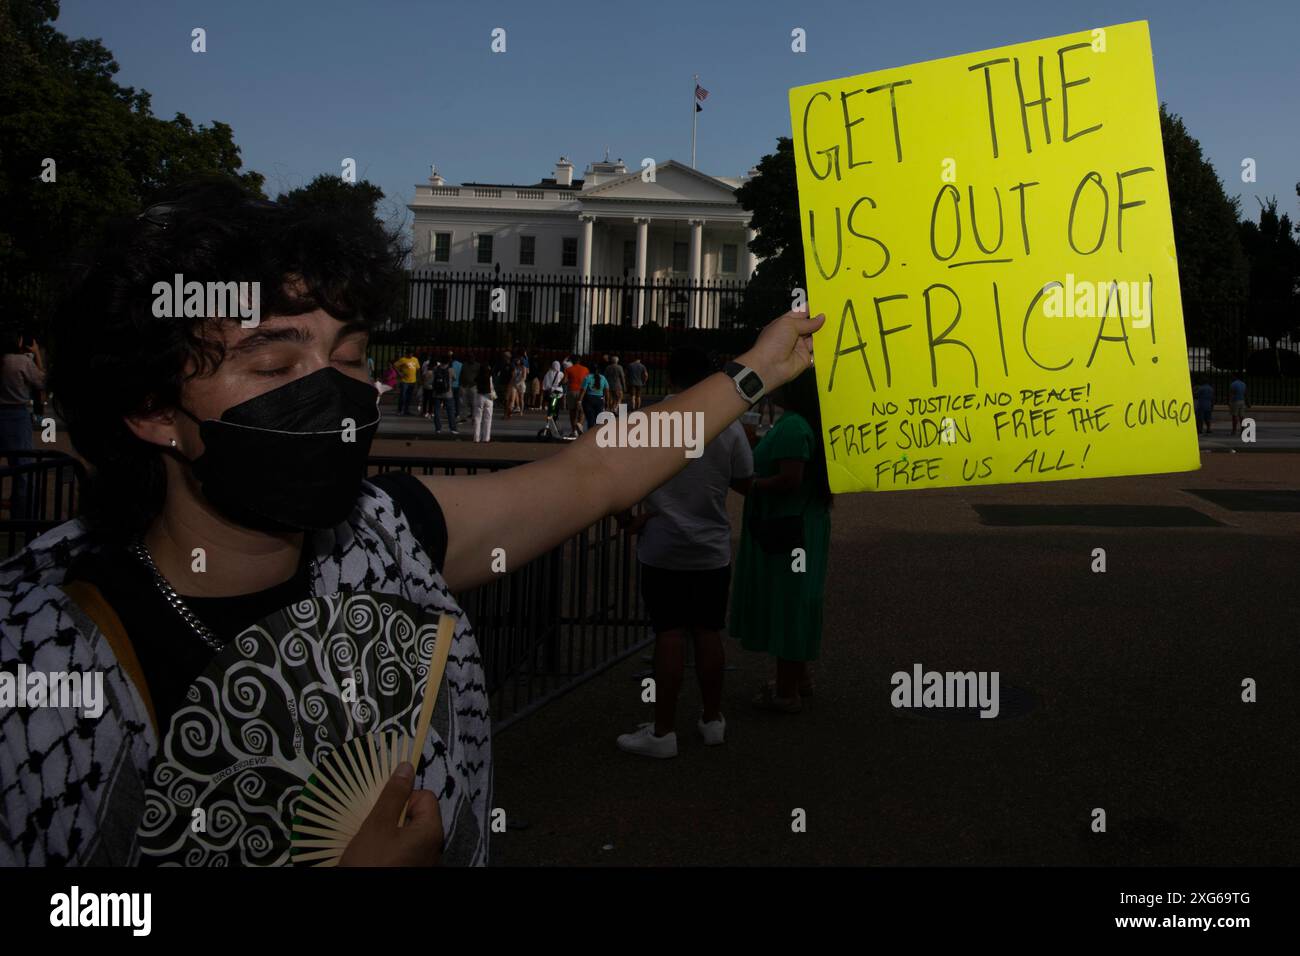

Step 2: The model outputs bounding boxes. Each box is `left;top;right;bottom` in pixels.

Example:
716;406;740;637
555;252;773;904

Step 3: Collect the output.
0;177;821;865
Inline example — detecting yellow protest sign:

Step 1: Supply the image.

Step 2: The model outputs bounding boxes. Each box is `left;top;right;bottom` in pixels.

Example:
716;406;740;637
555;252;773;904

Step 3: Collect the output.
788;21;1200;493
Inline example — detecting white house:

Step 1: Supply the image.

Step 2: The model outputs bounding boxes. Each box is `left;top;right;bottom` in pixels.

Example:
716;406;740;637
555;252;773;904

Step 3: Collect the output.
407;155;759;343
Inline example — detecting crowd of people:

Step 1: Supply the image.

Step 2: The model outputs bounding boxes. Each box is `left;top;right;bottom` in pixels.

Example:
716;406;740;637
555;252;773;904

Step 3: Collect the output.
381;348;650;443
374;339;836;750
383;340;837;751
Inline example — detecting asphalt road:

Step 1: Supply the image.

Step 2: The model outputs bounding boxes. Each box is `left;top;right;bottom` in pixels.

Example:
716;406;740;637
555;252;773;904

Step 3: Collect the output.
487;452;1300;866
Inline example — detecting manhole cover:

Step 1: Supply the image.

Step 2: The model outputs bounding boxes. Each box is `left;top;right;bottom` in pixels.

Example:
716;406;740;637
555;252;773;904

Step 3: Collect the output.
973;505;1223;527
1184;489;1300;512
893;683;1038;720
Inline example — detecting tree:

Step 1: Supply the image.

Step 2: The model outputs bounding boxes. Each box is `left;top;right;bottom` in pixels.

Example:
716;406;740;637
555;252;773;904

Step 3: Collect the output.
733;137;802;329
0;0;264;278
1159;105;1250;348
1238;197;1300;370
276;175;386;219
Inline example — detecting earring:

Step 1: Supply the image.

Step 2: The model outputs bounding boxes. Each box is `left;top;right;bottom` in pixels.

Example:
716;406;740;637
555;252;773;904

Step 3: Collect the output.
170;439;178;449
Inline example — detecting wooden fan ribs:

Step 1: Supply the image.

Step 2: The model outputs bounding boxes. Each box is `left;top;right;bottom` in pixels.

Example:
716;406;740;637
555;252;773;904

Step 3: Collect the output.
290;613;456;866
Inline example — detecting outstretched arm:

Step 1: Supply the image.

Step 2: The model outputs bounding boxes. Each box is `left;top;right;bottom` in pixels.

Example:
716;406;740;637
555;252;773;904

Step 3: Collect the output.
427;310;822;592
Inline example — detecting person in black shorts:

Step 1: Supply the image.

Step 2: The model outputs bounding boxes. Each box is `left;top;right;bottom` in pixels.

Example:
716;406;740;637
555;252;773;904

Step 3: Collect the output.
617;348;754;758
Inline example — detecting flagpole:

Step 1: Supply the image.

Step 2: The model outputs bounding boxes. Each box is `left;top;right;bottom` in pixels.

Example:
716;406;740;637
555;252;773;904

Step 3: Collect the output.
691;73;698;169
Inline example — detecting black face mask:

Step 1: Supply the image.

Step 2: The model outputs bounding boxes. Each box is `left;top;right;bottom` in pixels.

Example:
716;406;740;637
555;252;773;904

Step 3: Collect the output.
180;367;380;532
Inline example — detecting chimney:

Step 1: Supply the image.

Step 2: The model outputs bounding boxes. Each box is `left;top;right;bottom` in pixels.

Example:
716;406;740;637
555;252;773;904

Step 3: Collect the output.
428;163;445;186
554;156;574;187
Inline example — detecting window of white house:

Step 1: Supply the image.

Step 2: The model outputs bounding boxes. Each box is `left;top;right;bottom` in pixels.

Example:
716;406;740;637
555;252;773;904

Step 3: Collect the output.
473;288;491;321
672;242;688;273
519;235;535;266
432;232;451;263
623;240;636;272
476;234;494;264
561;236;578;268
721;243;738;274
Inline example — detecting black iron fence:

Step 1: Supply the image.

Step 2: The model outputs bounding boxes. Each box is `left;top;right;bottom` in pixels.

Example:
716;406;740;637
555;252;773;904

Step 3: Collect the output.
368;271;760;401
1186;301;1300;405
0;450;85;557
366;456;648;731
0;452;648;732
0;270;61;330
394;270;755;354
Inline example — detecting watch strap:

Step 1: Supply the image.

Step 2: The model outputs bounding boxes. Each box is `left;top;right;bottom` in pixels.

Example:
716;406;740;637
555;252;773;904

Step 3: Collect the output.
723;361;765;405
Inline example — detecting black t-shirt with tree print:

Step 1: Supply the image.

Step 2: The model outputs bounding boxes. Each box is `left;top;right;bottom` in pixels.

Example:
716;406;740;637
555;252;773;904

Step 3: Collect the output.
65;472;448;729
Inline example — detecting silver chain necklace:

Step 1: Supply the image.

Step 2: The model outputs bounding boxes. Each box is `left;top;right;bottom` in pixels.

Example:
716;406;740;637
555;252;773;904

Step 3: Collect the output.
129;536;225;652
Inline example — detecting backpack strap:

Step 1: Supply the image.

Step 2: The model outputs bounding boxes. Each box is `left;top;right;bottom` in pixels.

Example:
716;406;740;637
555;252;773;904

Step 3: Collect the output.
61;580;160;736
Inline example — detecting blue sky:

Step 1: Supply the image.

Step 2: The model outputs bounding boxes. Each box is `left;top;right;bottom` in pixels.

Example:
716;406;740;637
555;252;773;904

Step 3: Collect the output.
60;0;1300;231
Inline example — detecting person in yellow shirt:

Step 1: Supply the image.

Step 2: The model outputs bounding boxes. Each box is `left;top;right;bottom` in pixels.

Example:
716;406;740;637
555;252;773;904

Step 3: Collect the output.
392;352;419;415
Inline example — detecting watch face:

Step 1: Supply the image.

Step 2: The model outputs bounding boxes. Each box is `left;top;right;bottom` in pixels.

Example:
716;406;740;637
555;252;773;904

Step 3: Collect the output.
737;370;763;399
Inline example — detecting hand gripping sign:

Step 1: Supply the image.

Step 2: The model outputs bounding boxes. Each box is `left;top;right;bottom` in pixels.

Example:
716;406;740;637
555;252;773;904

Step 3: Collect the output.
789;21;1199;493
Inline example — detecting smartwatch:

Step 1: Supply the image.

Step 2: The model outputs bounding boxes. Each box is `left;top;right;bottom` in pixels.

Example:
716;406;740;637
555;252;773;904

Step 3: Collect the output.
723;361;765;405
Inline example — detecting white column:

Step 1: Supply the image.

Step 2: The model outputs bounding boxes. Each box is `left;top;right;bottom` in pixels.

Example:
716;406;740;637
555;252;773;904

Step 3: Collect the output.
578;215;595;354
744;226;758;281
634;217;649;329
688;218;704;328
581;215;594;277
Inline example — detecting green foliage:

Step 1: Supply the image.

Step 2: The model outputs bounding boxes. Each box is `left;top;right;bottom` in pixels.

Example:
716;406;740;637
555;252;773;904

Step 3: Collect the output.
1238;197;1300;355
0;0;264;276
276;175;386;218
733;137;803;329
1158;105;1250;344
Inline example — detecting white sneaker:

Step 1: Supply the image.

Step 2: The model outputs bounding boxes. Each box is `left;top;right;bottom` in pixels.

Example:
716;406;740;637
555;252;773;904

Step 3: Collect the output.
697;714;726;746
616;723;678;758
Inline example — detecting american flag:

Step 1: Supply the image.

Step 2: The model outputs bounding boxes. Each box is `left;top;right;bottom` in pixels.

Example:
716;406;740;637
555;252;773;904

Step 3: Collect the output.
694;83;709;101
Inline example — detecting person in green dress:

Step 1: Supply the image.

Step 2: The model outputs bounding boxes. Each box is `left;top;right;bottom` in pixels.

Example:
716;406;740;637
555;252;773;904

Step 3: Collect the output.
730;367;832;713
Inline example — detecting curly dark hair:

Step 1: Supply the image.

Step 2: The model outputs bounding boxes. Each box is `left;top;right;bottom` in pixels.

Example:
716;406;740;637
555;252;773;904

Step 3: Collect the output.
50;175;407;539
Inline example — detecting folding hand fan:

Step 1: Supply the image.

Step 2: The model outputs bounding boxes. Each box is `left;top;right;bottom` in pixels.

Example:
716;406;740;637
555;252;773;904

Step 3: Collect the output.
137;591;457;866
